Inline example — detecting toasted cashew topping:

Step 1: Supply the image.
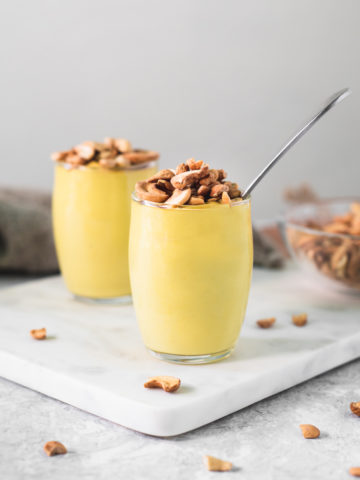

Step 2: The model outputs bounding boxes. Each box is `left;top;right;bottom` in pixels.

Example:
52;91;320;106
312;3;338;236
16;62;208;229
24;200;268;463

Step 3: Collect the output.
157;179;174;193
210;183;229;197
99;158;117;169
66;153;86;166
350;401;360;416
221;191;231;204
299;424;320;439
30;328;47;340
171;169;203;190
351;203;360;217
199;169;219;186
74;142;96;160
350;217;360;235
134;159;241;205
135;181;169;203
186;158;203;170
148;183;170;198
292;313;308;327
98;148;117;160
175;163;188;174
256;317;276;329
104;137;116;147
217;169;227;181
114;138;132;153
123;150;159;164
171;164;209;190
188;196;205;205
148;169;175;182
197;185;210;196
225;181;242;198
52;138;159;169
144;376;181;393
165;188;192;206
115;155;130;168
203;455;233;472
43;441;67;456
51;151;68;162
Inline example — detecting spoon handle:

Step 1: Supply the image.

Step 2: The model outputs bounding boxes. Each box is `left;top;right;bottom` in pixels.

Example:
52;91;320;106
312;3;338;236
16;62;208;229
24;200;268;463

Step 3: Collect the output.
241;88;351;200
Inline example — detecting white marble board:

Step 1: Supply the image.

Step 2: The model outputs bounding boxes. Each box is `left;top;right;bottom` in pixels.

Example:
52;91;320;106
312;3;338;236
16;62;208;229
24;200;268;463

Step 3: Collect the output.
0;268;359;437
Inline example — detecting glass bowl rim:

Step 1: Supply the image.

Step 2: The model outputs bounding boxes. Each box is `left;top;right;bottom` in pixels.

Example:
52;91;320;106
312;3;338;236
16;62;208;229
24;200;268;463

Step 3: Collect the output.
284;196;360;241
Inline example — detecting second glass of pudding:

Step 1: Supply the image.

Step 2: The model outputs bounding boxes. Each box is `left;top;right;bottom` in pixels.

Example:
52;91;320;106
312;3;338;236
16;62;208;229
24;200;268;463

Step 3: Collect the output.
129;159;253;363
52;138;158;302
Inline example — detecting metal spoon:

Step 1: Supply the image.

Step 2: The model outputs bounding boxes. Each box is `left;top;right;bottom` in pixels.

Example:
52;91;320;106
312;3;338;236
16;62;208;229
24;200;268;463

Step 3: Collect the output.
242;88;351;199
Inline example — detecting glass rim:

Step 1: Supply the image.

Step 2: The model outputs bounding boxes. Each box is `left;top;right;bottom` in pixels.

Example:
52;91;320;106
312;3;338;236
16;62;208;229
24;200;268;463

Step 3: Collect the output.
53;159;158;172
131;192;250;209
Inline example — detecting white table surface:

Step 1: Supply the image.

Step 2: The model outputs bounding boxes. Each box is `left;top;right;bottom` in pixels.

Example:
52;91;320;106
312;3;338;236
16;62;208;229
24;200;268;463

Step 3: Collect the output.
0;273;360;479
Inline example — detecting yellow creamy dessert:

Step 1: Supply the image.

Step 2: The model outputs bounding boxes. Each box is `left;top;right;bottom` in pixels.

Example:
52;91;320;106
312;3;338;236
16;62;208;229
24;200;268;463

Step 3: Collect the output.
52;138;158;300
129;158;253;363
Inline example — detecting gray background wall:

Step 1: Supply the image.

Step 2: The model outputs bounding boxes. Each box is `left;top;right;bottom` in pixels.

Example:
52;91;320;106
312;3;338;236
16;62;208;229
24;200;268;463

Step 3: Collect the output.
1;0;358;218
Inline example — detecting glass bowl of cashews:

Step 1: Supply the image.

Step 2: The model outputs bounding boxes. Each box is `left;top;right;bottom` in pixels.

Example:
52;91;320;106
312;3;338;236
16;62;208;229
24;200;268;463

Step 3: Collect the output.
284;198;360;293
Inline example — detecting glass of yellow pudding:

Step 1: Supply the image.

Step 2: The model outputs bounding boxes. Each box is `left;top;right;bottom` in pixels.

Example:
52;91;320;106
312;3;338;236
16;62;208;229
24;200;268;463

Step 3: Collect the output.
52;138;158;302
129;159;253;363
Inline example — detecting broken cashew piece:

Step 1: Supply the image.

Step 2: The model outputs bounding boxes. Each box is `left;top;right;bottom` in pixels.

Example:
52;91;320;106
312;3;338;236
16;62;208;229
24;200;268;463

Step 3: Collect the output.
171;164;209;190
220;191;231;204
210;183;229;198
186;158;203;170
199;169;219;186
135;181;169;203
350;401;360;416
114;138;132;153
171;170;202;190
144;376;181;393
51;151;68;162
349;467;360;477
147;169;175;182
123;150;159;164
256;317;276;329
157;179;174;193
188;196;205;205
299;424;320;439
292;313;308;327
99;158;117;169
43;441;67;456
175;162;188;174
30;328;47;340
115;155;130;168
203;455;233;472
165;188;191;206
74;141;96;160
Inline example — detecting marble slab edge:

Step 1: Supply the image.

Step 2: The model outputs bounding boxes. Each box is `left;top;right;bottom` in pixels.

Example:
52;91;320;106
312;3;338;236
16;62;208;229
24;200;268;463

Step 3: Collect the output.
1;332;359;437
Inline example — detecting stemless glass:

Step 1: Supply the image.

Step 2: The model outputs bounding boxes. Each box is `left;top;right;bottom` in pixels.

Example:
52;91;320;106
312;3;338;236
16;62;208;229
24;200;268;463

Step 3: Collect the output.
52;160;157;302
129;196;253;364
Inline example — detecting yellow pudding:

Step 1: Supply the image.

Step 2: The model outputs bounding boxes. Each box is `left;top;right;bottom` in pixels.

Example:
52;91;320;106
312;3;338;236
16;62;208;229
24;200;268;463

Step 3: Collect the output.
53;161;157;299
129;198;253;360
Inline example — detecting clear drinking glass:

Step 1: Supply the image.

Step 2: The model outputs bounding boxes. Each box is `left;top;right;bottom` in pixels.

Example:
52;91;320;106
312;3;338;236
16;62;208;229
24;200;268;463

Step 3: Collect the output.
129;196;253;363
52;160;157;302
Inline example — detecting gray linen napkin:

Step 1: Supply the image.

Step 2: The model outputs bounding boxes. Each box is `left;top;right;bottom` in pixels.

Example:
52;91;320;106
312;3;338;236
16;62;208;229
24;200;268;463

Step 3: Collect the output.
0;187;284;274
0;188;58;274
